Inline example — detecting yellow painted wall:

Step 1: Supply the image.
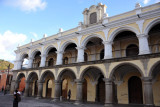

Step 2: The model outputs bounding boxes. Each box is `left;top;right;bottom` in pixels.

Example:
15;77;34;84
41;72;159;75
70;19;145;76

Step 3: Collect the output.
117;72;141;104
153;74;160;106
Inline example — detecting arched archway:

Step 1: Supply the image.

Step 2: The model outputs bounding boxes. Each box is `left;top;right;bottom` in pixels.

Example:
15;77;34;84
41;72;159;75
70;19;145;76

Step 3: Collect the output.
16;73;25;92
109;63;144;105
80;66;105;102
83;37;104;61
149;61;160;106
57;69;77;100
61;42;77;64
40;71;55;98
32;51;41;68
128;76;143;104
148;22;160;53
20;53;29;69
46;47;57;67
26;72;38;97
111;30;139;58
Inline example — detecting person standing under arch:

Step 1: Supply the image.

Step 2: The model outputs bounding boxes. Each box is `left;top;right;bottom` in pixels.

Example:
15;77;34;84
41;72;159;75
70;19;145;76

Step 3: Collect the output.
68;89;71;101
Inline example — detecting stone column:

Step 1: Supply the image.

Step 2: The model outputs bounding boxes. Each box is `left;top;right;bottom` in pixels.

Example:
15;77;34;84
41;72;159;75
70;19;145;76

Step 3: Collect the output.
17;60;23;70
28;57;34;68
24;81;29;97
76;46;85;62
103;41;113;59
10;80;16;94
138;34;150;55
142;77;154;106
37;81;43;99
56;51;63;65
75;79;83;105
53;80;61;101
40;54;47;67
103;78;113;107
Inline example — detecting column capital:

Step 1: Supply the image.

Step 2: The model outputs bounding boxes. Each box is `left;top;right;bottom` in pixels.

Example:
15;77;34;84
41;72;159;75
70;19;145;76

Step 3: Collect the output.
75;79;84;83
29;57;34;60
141;77;153;82
37;80;44;84
76;46;86;50
54;80;62;83
103;41;113;45
40;54;47;57
103;78;113;83
137;34;149;38
25;80;30;83
56;51;64;54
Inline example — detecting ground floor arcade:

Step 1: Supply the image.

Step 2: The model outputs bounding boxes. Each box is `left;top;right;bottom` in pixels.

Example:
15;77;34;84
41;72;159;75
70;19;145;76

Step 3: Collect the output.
11;54;160;106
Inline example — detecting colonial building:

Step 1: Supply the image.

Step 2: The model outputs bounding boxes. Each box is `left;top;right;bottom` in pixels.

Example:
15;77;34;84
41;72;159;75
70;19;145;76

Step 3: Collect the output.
11;2;160;106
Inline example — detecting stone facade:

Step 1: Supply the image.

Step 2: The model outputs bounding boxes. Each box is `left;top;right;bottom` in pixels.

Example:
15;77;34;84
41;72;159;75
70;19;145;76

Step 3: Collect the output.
11;2;160;106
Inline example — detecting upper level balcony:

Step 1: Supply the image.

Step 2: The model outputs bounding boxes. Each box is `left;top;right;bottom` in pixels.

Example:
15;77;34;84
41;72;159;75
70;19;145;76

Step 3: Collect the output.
16;22;160;70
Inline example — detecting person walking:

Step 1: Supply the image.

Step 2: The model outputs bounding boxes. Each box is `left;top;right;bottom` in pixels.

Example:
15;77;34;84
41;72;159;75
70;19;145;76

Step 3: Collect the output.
68;89;71;101
13;90;19;107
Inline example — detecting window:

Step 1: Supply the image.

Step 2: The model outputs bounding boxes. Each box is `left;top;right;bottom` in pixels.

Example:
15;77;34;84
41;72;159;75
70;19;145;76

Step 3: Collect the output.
100;49;104;60
48;58;54;66
126;44;139;56
84;52;88;61
90;12;97;24
63;57;68;64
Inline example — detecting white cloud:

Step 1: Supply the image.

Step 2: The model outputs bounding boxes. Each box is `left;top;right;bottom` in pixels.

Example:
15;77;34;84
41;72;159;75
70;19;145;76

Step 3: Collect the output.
0;30;27;61
143;0;151;4
5;0;47;12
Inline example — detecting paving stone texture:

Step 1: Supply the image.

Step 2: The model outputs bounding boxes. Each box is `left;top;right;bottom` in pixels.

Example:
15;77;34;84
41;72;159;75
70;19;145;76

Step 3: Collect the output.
0;92;159;107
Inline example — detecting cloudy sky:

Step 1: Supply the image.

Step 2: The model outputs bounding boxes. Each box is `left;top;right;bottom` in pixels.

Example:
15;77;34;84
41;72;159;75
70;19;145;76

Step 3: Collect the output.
0;0;159;62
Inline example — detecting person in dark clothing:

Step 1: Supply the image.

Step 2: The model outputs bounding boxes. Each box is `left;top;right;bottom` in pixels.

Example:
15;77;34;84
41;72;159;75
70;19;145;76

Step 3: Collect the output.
13;90;19;107
68;89;71;101
1;87;4;92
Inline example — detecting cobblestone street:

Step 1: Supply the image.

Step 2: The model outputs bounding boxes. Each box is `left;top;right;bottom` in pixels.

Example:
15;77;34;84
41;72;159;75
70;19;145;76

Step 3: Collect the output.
0;93;159;107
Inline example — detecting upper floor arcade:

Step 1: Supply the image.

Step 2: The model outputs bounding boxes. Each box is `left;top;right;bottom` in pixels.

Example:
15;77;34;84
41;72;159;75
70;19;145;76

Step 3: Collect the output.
13;2;160;70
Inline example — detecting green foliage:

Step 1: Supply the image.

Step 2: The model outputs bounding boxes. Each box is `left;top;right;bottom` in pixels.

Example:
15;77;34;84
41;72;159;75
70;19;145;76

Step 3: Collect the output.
0;60;14;70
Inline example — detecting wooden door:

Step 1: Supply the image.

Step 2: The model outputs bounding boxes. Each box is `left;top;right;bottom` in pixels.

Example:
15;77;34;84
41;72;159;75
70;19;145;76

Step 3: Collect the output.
97;76;105;102
62;79;68;99
83;79;87;102
34;80;38;96
128;76;143;104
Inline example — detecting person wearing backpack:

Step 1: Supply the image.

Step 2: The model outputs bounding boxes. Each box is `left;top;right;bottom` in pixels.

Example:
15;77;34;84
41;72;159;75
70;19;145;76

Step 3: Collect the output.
13;89;20;107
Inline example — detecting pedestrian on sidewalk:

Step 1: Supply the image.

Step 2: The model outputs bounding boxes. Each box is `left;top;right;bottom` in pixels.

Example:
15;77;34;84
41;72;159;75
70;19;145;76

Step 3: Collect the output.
13;90;20;107
68;89;71;101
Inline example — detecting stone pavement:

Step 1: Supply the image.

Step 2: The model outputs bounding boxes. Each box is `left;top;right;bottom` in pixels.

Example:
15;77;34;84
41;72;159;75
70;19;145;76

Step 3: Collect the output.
0;92;159;107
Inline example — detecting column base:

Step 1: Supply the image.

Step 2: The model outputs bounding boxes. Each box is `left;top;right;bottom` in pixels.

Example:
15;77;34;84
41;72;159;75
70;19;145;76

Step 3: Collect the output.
74;100;82;105
77;59;84;63
52;98;60;102
139;50;150;55
36;96;42;99
144;104;155;107
104;103;113;107
104;56;112;59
